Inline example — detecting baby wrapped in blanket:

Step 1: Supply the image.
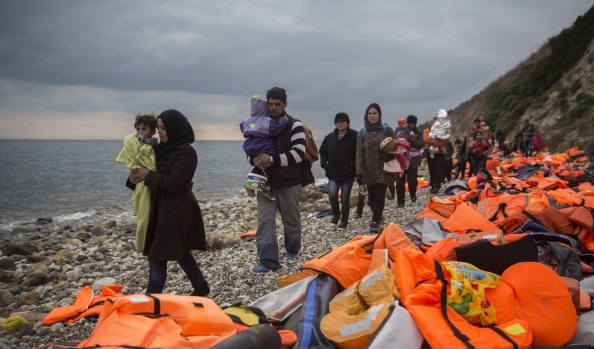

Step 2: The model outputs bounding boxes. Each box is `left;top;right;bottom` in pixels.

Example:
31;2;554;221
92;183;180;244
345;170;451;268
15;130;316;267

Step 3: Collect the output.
116;115;157;252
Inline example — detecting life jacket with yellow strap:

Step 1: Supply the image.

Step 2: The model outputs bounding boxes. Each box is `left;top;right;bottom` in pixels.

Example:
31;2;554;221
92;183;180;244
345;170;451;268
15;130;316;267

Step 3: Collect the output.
396;248;577;348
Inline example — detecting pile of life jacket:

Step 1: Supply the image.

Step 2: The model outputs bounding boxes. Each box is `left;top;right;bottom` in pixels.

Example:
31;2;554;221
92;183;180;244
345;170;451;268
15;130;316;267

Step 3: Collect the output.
38;146;594;348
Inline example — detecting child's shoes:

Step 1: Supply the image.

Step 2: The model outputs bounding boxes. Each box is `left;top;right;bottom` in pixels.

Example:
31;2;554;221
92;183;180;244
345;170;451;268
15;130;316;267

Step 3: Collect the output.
261;186;275;201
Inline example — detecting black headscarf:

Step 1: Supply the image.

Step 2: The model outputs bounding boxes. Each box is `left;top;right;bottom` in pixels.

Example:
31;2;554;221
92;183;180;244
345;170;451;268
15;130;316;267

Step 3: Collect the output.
155;109;195;160
364;103;385;132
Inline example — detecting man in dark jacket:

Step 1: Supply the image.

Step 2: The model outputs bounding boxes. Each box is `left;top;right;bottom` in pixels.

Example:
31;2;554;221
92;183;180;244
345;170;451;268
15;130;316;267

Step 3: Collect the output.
319;112;358;230
396;115;424;207
250;87;306;273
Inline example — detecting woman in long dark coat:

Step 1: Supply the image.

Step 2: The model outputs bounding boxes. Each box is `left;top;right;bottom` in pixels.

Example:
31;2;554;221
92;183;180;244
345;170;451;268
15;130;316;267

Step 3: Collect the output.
133;109;209;296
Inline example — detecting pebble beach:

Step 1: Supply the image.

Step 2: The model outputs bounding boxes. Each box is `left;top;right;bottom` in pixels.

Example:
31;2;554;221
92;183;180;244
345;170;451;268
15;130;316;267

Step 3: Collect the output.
0;180;430;348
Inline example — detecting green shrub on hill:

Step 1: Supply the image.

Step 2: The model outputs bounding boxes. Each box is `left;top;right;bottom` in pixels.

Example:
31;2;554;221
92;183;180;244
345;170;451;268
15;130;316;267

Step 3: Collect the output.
565;93;594;121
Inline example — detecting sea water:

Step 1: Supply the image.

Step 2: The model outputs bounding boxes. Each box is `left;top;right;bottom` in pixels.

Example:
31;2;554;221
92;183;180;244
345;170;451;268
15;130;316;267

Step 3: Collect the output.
0;140;325;227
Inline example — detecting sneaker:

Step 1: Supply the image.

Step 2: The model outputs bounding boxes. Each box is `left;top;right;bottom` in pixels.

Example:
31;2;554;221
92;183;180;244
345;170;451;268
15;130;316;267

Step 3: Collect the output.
190;282;210;297
337;221;347;231
261;187;275;201
410;195;417;203
330;215;340;225
369;222;380;233
251;265;270;274
397;203;405;208
284;251;298;259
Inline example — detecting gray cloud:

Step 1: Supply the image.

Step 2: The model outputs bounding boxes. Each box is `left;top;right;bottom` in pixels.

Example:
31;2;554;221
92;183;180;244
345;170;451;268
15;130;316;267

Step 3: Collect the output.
0;0;592;139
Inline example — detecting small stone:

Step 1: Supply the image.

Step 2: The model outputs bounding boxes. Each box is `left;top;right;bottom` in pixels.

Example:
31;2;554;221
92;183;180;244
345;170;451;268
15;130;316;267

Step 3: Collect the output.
0;257;16;270
50;322;64;332
0;289;15;307
35;217;53;225
104;220;117;229
90;226;106;236
20;291;41;305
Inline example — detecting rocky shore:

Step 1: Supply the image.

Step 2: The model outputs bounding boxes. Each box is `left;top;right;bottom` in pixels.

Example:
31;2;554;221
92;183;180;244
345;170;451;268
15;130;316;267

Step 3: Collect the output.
0;183;429;348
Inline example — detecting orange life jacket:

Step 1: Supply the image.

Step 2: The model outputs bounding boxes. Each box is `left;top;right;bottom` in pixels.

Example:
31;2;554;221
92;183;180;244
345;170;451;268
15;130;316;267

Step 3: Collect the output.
476;193;548;225
302;235;375;288
43;284;124;326
396;249;533;349
372;222;420;274
43;286;94;326
417;196;457;223
442;202;499;234
396;249;577;348
77;293;237;349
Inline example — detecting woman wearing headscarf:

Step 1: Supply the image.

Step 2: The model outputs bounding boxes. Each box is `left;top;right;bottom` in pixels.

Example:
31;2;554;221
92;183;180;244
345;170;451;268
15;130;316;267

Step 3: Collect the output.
132;109;209;296
355;103;396;233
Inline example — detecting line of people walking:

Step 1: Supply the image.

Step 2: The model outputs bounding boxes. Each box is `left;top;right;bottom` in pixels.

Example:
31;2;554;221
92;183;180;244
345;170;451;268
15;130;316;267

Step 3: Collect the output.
122;88;550;290
320;104;424;235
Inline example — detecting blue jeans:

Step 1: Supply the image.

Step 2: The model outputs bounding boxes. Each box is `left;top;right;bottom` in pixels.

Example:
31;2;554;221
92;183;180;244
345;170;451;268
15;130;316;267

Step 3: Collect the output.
147;251;206;294
327;179;354;223
256;184;302;270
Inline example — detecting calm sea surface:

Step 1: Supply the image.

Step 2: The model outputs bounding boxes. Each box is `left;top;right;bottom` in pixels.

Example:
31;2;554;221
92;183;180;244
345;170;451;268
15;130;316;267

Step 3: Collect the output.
0;140;325;226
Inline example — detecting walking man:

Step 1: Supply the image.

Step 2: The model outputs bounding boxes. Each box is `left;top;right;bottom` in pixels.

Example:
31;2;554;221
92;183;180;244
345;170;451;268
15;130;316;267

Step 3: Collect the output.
251;87;306;273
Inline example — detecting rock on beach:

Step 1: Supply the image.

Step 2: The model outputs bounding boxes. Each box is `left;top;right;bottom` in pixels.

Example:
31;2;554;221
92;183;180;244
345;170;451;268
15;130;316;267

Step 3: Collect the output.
0;179;429;348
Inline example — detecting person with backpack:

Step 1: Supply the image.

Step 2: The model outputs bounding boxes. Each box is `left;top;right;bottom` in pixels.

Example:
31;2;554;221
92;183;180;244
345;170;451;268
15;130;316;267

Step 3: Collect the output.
249;87;306;274
239;93;288;199
319;112;358;231
355;103;396;233
395;114;423;208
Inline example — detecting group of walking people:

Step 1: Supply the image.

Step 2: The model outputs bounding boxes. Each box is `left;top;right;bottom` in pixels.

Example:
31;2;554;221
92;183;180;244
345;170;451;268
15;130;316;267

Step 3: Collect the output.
450;118;542;181
451;119;494;180
118;86;546;296
242;89;428;274
320;104;424;234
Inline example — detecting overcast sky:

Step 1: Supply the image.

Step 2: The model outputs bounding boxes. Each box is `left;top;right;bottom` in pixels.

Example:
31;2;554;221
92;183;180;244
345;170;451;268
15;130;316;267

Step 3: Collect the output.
1;1;592;140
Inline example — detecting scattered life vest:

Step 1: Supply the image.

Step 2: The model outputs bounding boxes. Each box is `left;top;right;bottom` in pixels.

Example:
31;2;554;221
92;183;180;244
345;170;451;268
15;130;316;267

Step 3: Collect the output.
43;284;124;326
396;248;577;348
321;263;397;349
77;293;237;349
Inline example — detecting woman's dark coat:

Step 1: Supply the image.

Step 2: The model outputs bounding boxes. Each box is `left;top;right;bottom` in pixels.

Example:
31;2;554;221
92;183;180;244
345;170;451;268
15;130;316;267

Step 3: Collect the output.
143;143;206;261
319;128;358;180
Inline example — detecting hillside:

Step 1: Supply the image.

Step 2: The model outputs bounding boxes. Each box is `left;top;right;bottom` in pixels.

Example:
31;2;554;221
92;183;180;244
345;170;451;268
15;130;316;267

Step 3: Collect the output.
450;4;594;152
